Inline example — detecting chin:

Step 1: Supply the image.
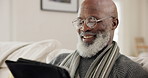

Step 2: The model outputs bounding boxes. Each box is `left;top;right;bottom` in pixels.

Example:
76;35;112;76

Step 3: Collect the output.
76;31;110;58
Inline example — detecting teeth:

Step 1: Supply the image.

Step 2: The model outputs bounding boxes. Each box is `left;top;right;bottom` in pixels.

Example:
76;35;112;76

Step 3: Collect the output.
83;36;93;38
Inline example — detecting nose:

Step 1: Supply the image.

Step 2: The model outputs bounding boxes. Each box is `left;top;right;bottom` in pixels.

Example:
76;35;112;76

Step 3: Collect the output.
80;23;92;32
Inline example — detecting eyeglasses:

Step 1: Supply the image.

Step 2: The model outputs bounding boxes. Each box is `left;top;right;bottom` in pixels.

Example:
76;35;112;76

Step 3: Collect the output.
72;16;112;29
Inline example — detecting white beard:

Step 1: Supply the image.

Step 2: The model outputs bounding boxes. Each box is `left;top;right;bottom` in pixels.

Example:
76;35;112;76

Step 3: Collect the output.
76;31;110;58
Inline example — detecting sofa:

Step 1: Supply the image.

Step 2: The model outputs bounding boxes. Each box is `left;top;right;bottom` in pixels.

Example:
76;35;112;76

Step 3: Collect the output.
0;39;148;78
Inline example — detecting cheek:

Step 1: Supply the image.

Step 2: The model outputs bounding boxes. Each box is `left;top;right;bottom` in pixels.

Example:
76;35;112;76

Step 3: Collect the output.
100;22;108;29
93;24;106;33
94;24;111;34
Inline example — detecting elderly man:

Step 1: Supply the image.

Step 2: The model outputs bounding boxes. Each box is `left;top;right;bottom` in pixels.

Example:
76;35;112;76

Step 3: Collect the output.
51;0;148;78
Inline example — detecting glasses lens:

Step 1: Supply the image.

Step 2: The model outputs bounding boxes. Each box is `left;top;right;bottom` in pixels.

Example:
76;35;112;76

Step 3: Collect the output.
73;18;84;28
86;17;97;28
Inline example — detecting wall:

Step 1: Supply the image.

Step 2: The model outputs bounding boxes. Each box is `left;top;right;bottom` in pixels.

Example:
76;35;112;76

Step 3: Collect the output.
0;0;11;41
11;0;83;49
118;0;141;56
118;0;148;56
141;0;148;44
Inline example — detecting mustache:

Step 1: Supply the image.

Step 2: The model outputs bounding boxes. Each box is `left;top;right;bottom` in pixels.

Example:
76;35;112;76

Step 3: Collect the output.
80;32;96;36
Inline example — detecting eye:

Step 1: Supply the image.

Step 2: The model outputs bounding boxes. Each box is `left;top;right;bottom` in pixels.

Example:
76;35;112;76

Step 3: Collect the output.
77;19;84;26
87;17;97;23
89;17;97;22
87;22;95;27
86;17;97;27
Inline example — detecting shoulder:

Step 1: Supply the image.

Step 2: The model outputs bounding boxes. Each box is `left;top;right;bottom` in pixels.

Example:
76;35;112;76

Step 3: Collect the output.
110;54;148;78
50;53;70;65
116;54;146;70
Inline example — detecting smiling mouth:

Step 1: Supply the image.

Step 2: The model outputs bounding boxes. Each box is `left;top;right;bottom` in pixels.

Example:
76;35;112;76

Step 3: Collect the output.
83;36;94;39
81;35;96;44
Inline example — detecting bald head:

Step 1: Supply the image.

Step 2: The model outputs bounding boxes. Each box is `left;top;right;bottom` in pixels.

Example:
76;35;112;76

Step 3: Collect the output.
80;0;118;18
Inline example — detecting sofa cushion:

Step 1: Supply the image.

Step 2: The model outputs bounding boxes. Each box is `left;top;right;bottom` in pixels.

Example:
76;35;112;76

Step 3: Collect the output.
0;39;62;68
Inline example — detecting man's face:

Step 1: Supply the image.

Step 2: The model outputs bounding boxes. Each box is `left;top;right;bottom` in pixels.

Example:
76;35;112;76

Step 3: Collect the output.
76;2;113;57
78;4;112;45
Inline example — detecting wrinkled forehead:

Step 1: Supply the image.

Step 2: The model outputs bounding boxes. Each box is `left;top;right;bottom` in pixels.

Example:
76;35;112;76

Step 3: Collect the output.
78;0;114;18
78;4;107;18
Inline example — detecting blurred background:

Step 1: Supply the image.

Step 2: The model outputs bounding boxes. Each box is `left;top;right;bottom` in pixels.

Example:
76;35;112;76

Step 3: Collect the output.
0;0;148;56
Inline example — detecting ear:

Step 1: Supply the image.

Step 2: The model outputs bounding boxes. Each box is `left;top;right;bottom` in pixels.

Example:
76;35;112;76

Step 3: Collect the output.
111;18;119;30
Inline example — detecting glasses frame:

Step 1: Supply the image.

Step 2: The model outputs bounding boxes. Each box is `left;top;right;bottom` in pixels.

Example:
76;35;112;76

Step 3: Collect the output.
72;16;112;29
